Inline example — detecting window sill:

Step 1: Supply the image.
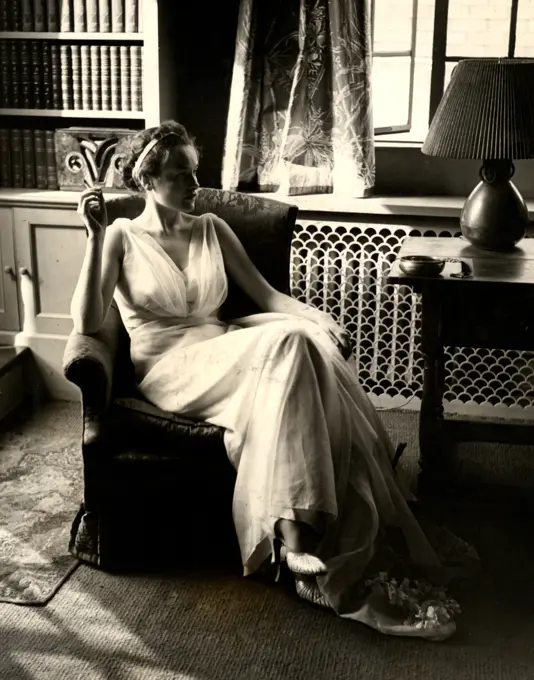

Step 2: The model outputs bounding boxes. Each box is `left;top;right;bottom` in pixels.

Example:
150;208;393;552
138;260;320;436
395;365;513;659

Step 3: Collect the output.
375;139;424;149
252;192;534;220
1;188;533;221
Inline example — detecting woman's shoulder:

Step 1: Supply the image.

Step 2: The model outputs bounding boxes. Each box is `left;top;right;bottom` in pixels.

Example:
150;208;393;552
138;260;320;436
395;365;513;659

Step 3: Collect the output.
196;212;228;230
103;218;129;257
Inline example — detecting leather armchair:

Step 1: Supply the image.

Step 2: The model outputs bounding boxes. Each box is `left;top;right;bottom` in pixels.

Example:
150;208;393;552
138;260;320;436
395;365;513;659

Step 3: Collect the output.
63;188;298;572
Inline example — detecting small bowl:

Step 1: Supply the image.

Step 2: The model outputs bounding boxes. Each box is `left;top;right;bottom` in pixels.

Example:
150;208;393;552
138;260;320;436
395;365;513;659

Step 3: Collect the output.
399;255;446;277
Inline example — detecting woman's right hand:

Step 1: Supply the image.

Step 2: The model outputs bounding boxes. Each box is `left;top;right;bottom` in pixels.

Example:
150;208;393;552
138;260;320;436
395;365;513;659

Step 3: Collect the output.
77;187;108;237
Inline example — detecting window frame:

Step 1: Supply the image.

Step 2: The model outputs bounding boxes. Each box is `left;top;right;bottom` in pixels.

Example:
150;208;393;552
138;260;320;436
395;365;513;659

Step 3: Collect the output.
428;0;520;125
371;0;419;135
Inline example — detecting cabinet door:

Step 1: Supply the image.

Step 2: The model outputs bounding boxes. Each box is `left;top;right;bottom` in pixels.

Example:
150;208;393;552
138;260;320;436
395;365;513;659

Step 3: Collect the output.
13;207;86;336
0;208;20;332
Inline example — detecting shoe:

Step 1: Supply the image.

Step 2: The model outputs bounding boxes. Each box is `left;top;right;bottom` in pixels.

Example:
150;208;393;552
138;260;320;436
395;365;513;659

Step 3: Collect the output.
294;578;332;609
285;551;328;576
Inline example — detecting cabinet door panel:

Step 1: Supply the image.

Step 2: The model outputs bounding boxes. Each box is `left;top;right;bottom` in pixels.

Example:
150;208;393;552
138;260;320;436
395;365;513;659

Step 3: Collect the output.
14;208;86;336
0;208;20;331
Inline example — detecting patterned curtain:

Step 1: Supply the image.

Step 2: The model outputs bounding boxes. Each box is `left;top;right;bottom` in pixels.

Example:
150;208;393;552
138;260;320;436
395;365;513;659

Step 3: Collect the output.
222;0;374;198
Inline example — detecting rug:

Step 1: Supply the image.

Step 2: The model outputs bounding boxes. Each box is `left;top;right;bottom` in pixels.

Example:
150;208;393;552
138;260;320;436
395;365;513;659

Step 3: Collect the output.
0;401;82;605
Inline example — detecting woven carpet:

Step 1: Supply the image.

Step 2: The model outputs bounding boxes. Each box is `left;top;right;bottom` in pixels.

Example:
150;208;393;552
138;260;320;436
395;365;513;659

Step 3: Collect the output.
0;402;82;605
1;402;533;679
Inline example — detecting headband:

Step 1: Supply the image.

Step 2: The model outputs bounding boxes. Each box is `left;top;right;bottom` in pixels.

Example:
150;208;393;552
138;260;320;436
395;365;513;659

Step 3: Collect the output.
132;132;179;188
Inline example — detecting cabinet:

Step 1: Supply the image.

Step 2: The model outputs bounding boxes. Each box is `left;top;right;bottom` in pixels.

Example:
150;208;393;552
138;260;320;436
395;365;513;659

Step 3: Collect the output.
14;206;86;337
0;190;91;400
0;207;20;336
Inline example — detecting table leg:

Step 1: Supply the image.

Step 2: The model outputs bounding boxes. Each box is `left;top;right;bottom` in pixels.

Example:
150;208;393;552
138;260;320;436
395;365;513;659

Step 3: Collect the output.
418;287;451;496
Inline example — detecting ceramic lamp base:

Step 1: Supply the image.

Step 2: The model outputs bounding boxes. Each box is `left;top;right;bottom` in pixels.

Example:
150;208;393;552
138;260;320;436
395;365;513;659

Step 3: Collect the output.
460;160;529;252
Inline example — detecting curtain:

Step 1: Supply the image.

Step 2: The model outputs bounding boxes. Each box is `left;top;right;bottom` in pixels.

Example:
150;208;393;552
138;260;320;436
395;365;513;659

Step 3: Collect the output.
222;0;374;198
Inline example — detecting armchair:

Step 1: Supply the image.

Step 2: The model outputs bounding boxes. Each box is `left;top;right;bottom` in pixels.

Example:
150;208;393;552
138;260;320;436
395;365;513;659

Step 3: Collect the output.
63;188;298;572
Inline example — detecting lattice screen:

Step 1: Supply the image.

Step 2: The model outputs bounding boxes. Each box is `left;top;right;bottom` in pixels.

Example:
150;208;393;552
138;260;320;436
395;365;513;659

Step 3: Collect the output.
291;220;534;419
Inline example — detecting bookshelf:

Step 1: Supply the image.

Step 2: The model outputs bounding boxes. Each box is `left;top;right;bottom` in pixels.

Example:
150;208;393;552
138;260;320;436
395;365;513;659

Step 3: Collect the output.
0;0;177;190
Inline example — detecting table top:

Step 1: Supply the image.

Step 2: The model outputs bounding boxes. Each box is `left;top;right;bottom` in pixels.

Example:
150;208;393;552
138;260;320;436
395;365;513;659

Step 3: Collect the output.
388;236;534;286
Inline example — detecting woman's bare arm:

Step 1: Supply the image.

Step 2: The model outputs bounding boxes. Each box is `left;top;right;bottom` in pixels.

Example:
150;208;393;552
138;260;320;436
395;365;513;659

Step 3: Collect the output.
213;214;310;314
70;224;123;335
213;215;352;356
70;187;124;335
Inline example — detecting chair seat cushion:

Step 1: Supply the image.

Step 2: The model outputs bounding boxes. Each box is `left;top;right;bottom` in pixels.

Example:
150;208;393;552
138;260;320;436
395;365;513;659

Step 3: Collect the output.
110;397;225;453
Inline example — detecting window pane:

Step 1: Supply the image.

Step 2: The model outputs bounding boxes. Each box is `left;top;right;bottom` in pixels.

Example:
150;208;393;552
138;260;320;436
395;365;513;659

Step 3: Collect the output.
372;56;411;128
515;0;534;57
373;0;415;52
374;0;436;141
447;0;512;57
443;61;460;93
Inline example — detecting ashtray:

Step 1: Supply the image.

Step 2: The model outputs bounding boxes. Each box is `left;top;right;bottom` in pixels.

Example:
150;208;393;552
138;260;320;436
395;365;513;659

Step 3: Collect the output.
399;255;446;277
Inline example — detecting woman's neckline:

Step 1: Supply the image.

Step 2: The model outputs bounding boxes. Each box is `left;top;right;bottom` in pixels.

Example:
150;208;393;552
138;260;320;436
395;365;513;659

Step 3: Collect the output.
129;218;201;276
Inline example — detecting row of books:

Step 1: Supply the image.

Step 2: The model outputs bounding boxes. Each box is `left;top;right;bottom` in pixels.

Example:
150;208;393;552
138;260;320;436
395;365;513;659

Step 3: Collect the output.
0;0;141;33
0;41;143;111
0;128;58;189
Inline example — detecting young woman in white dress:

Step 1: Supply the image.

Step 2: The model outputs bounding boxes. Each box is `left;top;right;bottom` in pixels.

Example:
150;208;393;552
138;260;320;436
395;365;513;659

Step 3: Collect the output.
71;120;469;642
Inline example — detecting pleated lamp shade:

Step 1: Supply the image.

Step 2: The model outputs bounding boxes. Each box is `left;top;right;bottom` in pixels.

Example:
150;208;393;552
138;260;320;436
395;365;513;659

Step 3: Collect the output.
422;58;534;160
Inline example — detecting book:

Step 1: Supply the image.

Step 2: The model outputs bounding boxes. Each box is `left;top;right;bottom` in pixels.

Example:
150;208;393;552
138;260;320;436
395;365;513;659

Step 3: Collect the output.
130;45;142;111
60;45;73;109
50;44;61;108
109;45;120;110
22;129;36;189
100;45;111;110
90;45;101;109
71;45;82;109
19;41;32;108
34;129;48;189
119;45;131;110
30;41;42;109
0;129;12;188
12;0;22;30
21;0;33;30
125;0;138;32
60;0;73;31
111;0;124;32
98;0;111;31
10;40;20;108
33;0;46;31
10;129;24;188
86;0;99;32
80;45;92;109
73;0;86;32
0;41;10;107
46;0;59;31
41;42;53;109
45;131;58;190
0;1;10;31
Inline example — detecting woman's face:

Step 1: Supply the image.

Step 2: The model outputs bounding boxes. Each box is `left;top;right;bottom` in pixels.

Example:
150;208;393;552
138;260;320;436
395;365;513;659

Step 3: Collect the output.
150;144;200;213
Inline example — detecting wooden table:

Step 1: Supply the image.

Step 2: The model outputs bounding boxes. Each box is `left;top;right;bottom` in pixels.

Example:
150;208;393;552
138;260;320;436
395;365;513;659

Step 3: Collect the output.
388;236;534;496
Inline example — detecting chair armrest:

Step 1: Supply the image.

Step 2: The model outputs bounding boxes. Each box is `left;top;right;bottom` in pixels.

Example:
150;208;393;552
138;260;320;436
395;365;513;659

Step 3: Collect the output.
63;304;123;409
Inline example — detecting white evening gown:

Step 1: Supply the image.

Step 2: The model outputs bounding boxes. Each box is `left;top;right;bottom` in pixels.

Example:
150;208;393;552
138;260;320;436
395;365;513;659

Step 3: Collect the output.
112;213;456;620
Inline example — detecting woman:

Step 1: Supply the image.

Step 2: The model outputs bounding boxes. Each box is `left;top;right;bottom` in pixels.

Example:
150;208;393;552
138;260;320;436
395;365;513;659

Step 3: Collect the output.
71;120;468;641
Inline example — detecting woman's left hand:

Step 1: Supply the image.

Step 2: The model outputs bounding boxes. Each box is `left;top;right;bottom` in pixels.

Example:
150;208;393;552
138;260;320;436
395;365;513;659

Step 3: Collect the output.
313;312;353;360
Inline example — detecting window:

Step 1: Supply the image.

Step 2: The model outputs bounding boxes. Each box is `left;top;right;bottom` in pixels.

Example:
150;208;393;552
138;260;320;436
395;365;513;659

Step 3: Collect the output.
372;0;531;143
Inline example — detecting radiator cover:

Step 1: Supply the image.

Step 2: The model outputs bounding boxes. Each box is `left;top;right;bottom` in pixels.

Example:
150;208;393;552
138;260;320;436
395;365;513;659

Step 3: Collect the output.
291;219;534;420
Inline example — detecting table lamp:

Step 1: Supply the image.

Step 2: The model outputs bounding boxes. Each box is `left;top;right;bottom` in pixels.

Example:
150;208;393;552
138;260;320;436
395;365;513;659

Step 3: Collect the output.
422;58;534;252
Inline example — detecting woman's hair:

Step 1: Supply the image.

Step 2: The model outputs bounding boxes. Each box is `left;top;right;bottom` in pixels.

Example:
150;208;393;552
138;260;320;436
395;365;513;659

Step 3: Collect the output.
121;119;197;193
